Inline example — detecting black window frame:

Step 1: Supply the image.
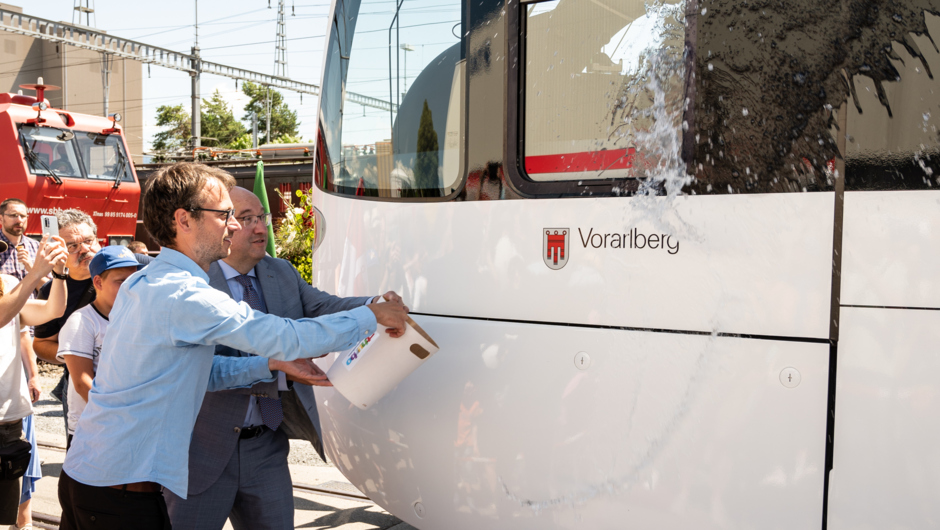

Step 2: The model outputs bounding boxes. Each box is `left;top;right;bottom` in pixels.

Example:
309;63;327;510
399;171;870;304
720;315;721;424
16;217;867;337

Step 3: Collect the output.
504;0;644;198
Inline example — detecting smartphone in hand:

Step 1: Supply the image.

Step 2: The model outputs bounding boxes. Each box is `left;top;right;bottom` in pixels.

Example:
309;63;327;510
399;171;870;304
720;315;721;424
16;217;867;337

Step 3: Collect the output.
40;215;59;237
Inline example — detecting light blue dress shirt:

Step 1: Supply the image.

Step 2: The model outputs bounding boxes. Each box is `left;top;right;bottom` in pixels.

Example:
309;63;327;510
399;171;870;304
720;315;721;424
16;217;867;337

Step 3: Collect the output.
63;248;377;498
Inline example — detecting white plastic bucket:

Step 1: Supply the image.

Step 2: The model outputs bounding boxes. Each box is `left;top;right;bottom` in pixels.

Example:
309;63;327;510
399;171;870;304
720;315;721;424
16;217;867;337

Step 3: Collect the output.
327;316;440;409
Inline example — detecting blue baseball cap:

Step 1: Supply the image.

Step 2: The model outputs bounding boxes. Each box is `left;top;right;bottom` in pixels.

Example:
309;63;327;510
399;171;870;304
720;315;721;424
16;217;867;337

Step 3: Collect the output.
89;246;142;278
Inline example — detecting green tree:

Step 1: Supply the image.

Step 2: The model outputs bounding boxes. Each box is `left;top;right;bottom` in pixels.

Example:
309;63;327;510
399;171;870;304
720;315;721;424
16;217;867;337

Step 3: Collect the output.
241;81;300;142
200;90;247;147
413;99;440;196
151;104;191;160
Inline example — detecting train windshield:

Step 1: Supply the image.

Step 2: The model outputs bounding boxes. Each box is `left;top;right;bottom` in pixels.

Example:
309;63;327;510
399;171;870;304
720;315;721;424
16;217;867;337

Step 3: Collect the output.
19;125;133;183
19;125;83;178
319;0;463;198
76;132;133;183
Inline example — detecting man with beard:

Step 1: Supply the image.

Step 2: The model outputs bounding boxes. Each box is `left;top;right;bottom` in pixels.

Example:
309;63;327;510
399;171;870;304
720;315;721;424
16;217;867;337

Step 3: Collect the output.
165;187;403;529
0;199;39;283
57;163;408;529
32;210;101;443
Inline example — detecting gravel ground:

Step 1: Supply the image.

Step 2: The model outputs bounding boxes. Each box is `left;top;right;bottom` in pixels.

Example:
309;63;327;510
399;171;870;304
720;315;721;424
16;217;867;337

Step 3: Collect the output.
33;362;332;467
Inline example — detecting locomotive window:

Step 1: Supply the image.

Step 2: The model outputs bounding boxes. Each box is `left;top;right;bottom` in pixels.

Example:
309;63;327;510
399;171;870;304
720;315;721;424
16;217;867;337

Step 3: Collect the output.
323;0;464;199
19;125;83;179
520;0;685;182
76;133;134;183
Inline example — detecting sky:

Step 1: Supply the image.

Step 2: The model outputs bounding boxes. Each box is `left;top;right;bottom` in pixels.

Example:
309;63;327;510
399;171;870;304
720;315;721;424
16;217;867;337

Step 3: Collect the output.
36;0;334;151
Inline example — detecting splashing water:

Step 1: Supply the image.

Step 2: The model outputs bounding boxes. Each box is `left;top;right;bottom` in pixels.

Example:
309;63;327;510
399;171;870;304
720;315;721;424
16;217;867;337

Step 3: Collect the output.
606;0;701;240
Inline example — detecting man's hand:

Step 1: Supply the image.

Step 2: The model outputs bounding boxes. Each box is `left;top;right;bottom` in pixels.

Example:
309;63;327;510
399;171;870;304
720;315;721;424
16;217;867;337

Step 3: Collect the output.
269;358;332;387
368;299;409;338
16;245;32;273
375;291;403;305
33;235;68;277
27;377;41;403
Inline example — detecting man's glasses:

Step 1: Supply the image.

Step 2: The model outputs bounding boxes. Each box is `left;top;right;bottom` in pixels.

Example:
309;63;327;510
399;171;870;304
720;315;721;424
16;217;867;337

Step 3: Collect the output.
3;214;27;220
190;207;236;224
235;213;272;229
66;237;97;254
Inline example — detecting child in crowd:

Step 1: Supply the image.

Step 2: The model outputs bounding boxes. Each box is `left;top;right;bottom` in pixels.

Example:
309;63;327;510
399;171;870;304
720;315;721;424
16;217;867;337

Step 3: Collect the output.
56;246;140;449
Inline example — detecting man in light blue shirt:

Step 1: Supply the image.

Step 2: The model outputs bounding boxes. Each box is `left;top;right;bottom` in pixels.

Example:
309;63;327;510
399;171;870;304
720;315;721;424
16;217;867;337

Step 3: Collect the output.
57;163;408;530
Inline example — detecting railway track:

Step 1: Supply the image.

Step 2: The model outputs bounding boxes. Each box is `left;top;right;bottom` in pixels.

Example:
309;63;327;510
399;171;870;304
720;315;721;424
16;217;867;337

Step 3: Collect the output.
34;440;374;528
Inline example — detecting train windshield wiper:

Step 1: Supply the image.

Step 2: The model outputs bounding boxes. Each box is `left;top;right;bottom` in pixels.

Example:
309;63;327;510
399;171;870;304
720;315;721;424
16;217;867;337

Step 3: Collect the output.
23;142;63;185
112;147;127;189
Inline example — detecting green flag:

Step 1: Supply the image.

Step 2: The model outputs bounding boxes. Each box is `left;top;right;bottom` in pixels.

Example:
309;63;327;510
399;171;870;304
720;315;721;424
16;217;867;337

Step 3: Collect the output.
253;161;277;257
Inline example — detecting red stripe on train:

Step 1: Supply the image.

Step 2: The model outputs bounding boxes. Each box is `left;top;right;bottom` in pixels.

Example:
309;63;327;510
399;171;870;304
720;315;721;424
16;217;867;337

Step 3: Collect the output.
525;148;636;174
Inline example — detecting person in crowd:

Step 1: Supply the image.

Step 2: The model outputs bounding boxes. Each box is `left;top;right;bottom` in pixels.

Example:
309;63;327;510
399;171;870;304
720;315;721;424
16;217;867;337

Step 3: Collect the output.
12;319;43;530
127;241;155;266
0;236;68;527
57;162;408;529
126;241;148;255
0;199;43;530
55;247;141;450
165;186;403;529
0;199;38;283
31;210;100;441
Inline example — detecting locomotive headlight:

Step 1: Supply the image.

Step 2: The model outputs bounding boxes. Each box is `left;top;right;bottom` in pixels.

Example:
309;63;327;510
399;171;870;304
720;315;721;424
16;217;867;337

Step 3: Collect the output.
31;102;47;111
109;113;122;123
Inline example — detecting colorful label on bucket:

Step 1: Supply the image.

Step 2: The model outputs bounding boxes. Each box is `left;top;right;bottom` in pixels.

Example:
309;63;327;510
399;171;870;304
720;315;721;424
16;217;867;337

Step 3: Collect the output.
344;332;376;371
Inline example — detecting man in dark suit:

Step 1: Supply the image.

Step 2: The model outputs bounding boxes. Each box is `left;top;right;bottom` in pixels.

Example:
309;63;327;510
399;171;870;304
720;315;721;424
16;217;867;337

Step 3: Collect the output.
164;187;402;529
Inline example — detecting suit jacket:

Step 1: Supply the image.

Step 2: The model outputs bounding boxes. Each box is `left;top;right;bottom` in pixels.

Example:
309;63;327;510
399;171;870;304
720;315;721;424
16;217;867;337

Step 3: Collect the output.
186;256;372;496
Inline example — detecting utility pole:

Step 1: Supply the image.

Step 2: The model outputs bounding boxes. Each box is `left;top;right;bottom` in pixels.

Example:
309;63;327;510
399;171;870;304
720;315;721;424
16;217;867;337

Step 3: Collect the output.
101;53;112;116
71;1;110;117
274;0;288;78
72;0;95;27
191;0;201;149
265;89;271;144
266;0;288;146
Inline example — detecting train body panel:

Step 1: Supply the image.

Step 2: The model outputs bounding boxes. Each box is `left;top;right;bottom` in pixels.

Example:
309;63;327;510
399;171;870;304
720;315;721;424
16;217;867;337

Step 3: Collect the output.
318;315;829;529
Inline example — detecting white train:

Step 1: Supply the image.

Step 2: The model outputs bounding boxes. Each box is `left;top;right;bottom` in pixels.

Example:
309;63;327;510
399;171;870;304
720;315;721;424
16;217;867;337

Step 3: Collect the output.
309;0;940;528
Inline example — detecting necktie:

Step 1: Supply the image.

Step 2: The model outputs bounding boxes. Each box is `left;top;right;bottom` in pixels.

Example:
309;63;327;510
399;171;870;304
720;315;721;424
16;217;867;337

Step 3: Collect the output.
233;274;283;431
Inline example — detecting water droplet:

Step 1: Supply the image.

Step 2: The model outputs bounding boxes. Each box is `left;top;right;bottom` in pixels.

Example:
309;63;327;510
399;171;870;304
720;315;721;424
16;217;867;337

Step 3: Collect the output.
742;108;749;117
708;63;714;71
701;7;707;15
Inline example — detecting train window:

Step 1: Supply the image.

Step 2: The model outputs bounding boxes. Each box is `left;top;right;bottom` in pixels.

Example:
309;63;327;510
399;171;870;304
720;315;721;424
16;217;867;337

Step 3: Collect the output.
520;0;685;183
322;0;464;199
19;125;83;179
76;133;134;183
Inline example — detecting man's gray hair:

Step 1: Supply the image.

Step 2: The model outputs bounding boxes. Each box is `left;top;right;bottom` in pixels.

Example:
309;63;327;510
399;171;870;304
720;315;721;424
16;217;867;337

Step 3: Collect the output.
55;209;97;235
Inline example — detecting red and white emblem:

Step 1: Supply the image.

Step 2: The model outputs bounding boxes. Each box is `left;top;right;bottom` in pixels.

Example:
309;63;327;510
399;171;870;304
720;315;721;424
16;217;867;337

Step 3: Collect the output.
543;228;569;270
